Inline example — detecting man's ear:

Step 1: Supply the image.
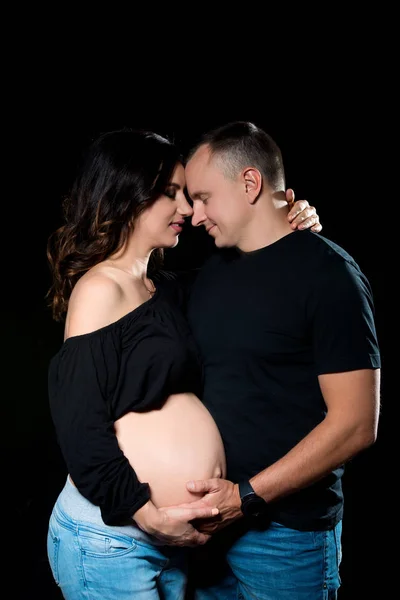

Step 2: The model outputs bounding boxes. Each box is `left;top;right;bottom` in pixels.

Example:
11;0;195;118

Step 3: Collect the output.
243;168;262;204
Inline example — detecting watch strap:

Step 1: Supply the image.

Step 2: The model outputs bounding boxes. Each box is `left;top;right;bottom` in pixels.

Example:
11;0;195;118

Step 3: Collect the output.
239;480;255;500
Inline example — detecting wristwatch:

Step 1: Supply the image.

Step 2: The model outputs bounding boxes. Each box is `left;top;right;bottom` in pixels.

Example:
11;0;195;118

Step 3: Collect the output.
238;480;270;520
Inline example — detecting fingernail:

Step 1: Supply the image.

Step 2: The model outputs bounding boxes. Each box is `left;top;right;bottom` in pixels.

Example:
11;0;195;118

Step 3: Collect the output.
212;508;219;515
187;481;194;490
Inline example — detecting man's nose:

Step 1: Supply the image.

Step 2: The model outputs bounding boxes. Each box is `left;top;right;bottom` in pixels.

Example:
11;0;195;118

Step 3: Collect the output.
191;202;206;227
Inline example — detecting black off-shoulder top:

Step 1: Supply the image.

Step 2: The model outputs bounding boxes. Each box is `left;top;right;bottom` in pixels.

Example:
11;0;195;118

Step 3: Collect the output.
48;271;202;525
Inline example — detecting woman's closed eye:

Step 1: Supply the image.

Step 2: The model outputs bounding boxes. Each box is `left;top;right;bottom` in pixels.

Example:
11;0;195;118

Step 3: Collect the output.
164;187;177;199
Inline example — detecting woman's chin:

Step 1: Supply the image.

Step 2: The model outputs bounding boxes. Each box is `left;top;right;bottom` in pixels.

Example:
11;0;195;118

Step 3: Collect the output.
156;233;180;250
168;235;180;249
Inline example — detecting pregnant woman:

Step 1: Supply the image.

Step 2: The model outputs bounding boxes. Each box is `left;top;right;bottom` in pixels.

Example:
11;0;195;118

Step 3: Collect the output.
46;127;320;599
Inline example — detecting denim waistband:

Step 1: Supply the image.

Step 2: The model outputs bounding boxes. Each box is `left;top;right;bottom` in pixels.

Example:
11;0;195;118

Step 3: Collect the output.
56;476;164;546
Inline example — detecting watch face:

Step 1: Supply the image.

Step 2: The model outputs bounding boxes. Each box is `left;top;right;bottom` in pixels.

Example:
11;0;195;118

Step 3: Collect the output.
242;495;269;518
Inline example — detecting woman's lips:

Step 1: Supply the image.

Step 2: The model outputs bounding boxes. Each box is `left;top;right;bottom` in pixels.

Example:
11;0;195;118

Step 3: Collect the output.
170;223;183;233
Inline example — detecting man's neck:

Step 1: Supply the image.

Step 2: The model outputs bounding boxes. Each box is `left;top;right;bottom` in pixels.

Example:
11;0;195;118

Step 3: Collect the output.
236;206;293;253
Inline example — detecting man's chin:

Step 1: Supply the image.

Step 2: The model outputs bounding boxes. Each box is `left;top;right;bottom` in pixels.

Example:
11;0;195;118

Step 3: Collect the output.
213;237;233;249
207;229;234;249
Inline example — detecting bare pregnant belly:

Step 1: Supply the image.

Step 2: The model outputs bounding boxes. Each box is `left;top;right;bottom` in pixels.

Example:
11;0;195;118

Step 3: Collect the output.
114;393;226;507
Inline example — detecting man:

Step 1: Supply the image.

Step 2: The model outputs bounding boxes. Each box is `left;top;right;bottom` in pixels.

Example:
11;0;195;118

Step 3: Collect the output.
182;121;381;599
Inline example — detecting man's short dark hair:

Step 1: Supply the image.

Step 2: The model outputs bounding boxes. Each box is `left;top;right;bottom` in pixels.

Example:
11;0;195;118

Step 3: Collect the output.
188;121;286;191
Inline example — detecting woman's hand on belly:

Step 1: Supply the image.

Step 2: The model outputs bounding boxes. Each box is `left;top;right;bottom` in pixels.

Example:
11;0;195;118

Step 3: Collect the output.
133;499;219;547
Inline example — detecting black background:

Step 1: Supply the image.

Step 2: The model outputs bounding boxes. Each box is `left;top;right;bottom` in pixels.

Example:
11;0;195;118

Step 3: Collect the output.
3;44;390;598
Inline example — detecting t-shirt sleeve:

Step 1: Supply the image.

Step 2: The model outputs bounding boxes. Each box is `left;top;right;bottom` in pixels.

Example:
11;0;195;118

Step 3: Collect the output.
309;259;381;374
48;329;150;525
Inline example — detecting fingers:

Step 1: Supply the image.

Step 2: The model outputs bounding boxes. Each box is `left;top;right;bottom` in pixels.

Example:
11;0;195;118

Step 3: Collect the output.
311;220;322;233
298;215;320;231
294;213;319;230
161;527;211;548
166;499;211;510
165;506;219;521
287;197;323;235
187;532;211;547
285;188;295;205
288;205;319;230
191;521;220;536
187;479;215;493
287;199;310;221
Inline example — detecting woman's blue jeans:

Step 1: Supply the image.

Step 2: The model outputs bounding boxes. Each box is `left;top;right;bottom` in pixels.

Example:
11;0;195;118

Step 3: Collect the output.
47;478;188;599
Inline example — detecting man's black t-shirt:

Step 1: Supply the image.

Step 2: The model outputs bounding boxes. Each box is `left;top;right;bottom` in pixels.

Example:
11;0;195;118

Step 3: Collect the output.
186;230;380;531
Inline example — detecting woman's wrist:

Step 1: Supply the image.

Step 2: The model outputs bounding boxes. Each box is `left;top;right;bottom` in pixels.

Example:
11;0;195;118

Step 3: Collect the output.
133;500;160;534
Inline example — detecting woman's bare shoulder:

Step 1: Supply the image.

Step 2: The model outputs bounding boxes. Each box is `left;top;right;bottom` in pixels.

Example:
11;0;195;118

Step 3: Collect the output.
65;268;125;338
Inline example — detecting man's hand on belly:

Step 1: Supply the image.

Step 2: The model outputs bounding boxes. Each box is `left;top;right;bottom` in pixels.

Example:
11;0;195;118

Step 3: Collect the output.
183;478;243;535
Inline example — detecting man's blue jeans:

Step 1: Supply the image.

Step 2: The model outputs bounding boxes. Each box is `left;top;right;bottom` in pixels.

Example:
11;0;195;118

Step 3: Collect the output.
192;520;342;600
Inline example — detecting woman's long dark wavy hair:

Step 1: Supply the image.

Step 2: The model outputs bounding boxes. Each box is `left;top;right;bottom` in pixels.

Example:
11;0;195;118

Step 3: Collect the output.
46;128;183;322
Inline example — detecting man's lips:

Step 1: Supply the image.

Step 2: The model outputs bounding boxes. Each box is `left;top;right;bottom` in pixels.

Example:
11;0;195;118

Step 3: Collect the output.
206;225;216;234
